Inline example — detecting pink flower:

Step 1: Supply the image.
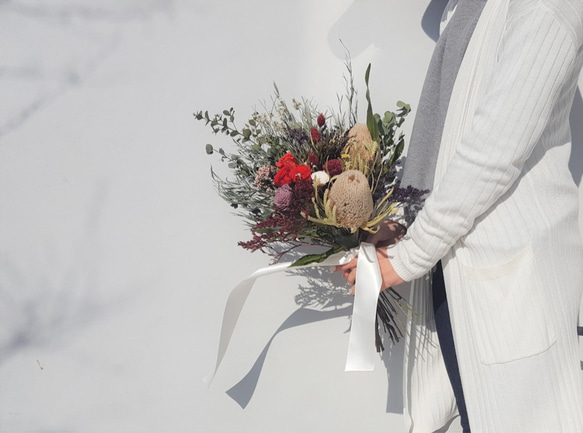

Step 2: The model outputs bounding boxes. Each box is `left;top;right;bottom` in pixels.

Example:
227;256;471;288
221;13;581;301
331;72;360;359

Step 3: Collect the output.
274;184;294;211
254;165;275;190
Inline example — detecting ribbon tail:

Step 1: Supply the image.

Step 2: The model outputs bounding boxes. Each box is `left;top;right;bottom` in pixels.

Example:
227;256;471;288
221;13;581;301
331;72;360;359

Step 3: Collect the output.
203;262;291;386
345;242;382;371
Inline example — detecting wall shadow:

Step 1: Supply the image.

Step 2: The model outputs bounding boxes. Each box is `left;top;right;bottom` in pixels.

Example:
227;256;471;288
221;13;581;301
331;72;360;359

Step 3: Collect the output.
326;0;448;59
421;0;450;42
569;87;583;185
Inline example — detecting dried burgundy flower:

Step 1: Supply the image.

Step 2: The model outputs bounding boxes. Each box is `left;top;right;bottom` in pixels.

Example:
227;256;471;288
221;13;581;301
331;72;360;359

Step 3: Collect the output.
310;127;321;143
308;152;319;167
317;113;326;127
324;159;343;176
292;178;315;213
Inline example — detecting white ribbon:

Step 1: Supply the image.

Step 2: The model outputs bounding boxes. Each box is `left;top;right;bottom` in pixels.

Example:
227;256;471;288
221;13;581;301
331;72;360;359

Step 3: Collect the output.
345;242;382;371
204;242;382;385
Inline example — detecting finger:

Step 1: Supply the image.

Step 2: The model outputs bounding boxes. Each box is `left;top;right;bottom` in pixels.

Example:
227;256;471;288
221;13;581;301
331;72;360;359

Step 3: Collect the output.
346;268;357;286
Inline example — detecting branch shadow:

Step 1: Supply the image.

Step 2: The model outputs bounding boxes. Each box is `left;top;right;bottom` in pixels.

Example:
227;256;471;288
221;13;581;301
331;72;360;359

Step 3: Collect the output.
0;182;133;365
0;1;171;141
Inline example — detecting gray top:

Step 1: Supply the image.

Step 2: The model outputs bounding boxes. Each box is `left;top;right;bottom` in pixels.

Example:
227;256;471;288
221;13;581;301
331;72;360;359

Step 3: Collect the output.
400;0;488;195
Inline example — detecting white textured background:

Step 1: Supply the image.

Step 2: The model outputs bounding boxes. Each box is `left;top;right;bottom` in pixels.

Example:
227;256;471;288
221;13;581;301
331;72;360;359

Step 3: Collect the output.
0;1;581;432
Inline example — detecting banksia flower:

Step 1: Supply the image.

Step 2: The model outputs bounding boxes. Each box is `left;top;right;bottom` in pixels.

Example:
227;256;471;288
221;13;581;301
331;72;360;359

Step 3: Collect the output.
343;124;379;174
347;123;372;143
328;170;373;231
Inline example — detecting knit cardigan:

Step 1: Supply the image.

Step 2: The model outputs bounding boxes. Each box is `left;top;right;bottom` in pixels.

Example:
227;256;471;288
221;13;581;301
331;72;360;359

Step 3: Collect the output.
391;0;583;431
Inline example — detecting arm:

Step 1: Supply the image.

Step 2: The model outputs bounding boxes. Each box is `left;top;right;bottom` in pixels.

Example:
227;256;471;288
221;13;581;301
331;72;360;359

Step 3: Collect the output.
390;7;580;281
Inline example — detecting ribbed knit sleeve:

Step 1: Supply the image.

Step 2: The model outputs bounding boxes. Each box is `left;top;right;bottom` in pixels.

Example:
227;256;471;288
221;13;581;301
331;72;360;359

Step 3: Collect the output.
390;6;581;281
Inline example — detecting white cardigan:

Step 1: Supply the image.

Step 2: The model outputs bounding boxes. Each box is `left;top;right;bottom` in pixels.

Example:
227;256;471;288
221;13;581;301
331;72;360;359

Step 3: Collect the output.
391;0;583;431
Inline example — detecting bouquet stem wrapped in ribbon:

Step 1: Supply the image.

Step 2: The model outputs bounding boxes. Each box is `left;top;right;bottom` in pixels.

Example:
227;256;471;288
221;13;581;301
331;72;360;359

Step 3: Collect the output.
196;60;428;384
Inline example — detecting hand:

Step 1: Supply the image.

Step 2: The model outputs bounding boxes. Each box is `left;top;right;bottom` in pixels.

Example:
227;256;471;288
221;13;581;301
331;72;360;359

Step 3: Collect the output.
335;219;406;292
363;219;407;247
336;246;404;294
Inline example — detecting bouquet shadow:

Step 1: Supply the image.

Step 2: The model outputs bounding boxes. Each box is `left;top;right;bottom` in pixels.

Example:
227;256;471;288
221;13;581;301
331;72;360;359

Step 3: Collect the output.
226;256;408;413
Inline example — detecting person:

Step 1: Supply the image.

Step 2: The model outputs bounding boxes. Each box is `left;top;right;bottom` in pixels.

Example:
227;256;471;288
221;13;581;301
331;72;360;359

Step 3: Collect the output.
339;0;583;431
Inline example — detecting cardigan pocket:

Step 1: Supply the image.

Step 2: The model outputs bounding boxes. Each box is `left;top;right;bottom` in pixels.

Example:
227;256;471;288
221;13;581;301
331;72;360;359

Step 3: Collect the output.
459;245;556;365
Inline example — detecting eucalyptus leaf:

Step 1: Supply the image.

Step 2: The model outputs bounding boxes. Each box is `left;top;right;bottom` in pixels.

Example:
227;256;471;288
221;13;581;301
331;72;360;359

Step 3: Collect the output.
290;246;345;267
205;144;214;154
383;111;394;125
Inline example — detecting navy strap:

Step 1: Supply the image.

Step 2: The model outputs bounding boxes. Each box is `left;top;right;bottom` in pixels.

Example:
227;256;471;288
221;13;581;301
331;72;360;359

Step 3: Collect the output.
578;326;583;336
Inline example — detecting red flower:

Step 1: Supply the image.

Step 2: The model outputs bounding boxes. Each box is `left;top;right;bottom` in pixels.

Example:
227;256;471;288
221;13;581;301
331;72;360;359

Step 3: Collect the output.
317;113;326;127
310;127;321;143
291;164;312;182
274;152;312;186
274;152;298;186
276;152;298;169
273;155;312;187
274;167;294;186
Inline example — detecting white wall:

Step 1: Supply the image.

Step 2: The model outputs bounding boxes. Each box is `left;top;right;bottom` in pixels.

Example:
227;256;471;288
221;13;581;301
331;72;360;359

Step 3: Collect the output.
0;1;581;432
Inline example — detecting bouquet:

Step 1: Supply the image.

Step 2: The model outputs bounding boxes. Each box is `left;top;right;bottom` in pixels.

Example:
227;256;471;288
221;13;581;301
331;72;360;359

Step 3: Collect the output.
196;61;426;357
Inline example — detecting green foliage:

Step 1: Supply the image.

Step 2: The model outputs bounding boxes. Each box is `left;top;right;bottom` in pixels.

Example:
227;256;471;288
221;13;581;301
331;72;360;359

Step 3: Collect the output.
363;64;411;181
290;246;345;267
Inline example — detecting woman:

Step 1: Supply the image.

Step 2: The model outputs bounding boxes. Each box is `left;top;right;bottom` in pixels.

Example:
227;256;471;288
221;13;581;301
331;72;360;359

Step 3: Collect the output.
340;0;583;431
